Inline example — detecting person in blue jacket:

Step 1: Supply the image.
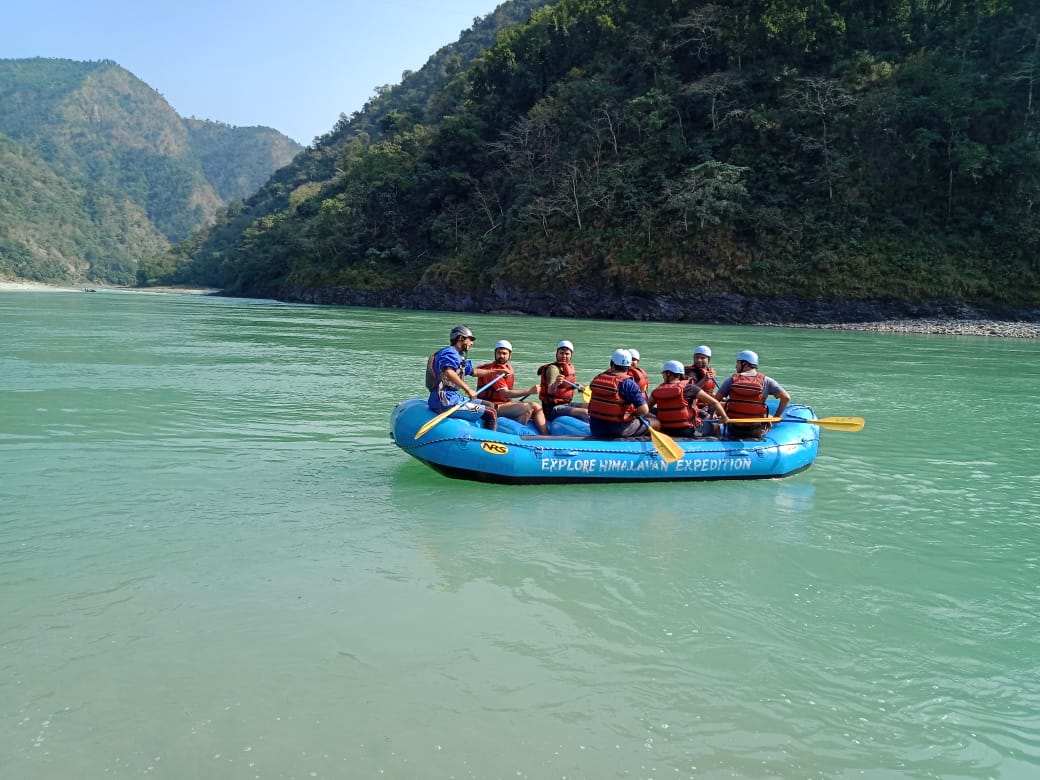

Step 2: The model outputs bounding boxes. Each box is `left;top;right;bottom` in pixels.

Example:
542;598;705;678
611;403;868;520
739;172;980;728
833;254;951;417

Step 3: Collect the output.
425;325;509;429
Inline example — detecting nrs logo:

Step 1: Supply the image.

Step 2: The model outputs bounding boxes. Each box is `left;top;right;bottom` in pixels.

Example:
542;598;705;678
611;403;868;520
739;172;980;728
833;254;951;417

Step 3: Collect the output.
481;441;509;456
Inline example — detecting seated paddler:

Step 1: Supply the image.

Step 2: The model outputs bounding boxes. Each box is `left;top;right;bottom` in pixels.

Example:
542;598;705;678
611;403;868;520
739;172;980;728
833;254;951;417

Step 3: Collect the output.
425;325;508;430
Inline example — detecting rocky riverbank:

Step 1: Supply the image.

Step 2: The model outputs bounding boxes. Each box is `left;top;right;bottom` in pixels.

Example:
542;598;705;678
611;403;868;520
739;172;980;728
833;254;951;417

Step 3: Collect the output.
757;318;1040;338
281;284;1040;339
6;279;1036;337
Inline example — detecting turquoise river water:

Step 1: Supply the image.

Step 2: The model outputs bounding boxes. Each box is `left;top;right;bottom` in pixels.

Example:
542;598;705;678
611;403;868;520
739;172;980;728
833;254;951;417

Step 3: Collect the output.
1;289;1038;779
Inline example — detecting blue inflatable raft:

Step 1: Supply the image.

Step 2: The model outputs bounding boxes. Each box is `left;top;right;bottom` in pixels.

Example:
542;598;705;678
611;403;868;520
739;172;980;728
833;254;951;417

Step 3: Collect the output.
390;398;821;484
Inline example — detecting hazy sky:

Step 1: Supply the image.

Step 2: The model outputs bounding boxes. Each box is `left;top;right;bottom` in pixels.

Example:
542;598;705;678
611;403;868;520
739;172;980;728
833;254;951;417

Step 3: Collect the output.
2;0;499;145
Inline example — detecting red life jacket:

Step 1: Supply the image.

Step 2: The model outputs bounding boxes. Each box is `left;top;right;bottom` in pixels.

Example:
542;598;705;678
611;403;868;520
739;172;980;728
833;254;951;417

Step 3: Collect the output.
683;365;718;415
684;365;717;391
588;371;636;423
724;372;768;417
538;361;575;407
628;365;650;394
475;361;514;406
650;381;693;427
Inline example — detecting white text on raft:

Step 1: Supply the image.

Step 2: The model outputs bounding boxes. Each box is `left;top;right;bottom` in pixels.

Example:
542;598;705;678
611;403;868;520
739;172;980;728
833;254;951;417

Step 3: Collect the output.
539;458;754;473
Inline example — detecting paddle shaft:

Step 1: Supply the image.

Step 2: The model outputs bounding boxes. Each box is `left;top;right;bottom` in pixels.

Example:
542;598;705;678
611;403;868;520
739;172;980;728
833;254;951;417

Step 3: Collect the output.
724;415;865;432
559;376;594;404
414;373;505;439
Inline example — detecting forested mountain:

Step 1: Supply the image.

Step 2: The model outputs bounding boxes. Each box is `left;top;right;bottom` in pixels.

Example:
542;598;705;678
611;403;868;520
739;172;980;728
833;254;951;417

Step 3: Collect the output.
0;58;301;284
148;0;549;290
108;3;1040;314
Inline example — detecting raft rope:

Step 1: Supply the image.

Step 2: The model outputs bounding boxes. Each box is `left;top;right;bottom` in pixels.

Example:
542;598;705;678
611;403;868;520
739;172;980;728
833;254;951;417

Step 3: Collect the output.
397;433;814;457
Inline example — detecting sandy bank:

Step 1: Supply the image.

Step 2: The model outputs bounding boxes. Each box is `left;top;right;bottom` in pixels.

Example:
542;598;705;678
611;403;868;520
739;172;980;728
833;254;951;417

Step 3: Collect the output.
0;280;220;295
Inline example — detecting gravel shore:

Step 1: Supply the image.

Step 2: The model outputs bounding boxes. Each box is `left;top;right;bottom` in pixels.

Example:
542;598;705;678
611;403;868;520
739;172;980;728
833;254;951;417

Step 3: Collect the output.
758;318;1040;338
0;280;219;295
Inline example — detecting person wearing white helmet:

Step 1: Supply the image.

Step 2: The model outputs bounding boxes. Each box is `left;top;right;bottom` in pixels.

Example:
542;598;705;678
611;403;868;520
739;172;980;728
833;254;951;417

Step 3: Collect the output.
425;324;510;429
625;348;650;394
587;348;659;439
683;344;720;422
474;340;549;434
715;349;790;439
649;360;728;437
537;340;589;423
684;345;716;387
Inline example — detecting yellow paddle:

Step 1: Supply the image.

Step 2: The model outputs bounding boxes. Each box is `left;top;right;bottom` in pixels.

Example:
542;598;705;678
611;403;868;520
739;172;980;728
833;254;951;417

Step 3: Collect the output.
414;374;503;439
559;377;592;403
725;416;866;432
647;424;685;463
561;378;683;462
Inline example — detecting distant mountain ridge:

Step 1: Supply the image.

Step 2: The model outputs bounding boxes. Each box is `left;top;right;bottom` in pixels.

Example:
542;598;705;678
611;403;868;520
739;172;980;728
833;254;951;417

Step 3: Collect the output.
0;57;302;284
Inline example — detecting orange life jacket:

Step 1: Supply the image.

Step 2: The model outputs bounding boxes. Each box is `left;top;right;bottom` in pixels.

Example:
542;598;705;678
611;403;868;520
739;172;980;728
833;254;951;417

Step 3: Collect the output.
628;365;650;394
475;361;514;406
683;365;718;415
650;381;693;428
537;361;575;407
588;371;636;423
724;372;768;418
684;365;717;391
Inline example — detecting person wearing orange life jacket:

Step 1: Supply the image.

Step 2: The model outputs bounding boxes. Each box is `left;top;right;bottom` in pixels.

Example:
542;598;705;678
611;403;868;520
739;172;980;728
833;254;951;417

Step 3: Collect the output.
650;360;728;437
588;349;660;439
683;344;719;420
626;348;650;394
715;349;790;440
475;340;549;434
537;340;589;422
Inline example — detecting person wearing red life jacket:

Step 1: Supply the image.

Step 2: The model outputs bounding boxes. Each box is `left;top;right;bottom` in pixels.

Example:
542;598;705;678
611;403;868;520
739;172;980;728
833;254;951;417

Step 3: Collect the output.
537;340;589;422
475;340;549;434
715;349;790;439
626;348;650;394
587;349;659;439
650;360;728;437
683;344;720;421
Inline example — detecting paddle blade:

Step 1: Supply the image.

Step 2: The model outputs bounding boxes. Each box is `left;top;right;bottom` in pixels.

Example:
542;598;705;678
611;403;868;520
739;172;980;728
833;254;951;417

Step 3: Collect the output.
809;416;865;432
414;404;460;439
648;426;685;463
582;385;592;403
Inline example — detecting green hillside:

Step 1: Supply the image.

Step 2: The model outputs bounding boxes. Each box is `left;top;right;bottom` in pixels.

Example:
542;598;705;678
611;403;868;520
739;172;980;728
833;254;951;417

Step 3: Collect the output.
0;58;302;284
0;134;168;282
94;3;1040;311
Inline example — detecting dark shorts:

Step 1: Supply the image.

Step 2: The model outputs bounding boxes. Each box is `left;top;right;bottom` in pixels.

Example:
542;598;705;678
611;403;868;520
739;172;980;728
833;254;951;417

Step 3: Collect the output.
660;424;699;438
548;404;585;421
590;417;650;439
724;422;770;439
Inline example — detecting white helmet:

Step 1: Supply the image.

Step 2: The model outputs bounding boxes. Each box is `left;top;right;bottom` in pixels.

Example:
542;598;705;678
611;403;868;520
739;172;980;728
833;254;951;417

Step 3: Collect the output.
494;339;513;352
611;348;633;367
736;349;759;366
556;340;574;351
662;360;686;375
694;345;711;357
628;348;641;361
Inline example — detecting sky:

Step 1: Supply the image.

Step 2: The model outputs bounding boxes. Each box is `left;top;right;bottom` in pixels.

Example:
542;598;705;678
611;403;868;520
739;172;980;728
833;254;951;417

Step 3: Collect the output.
2;0;501;145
